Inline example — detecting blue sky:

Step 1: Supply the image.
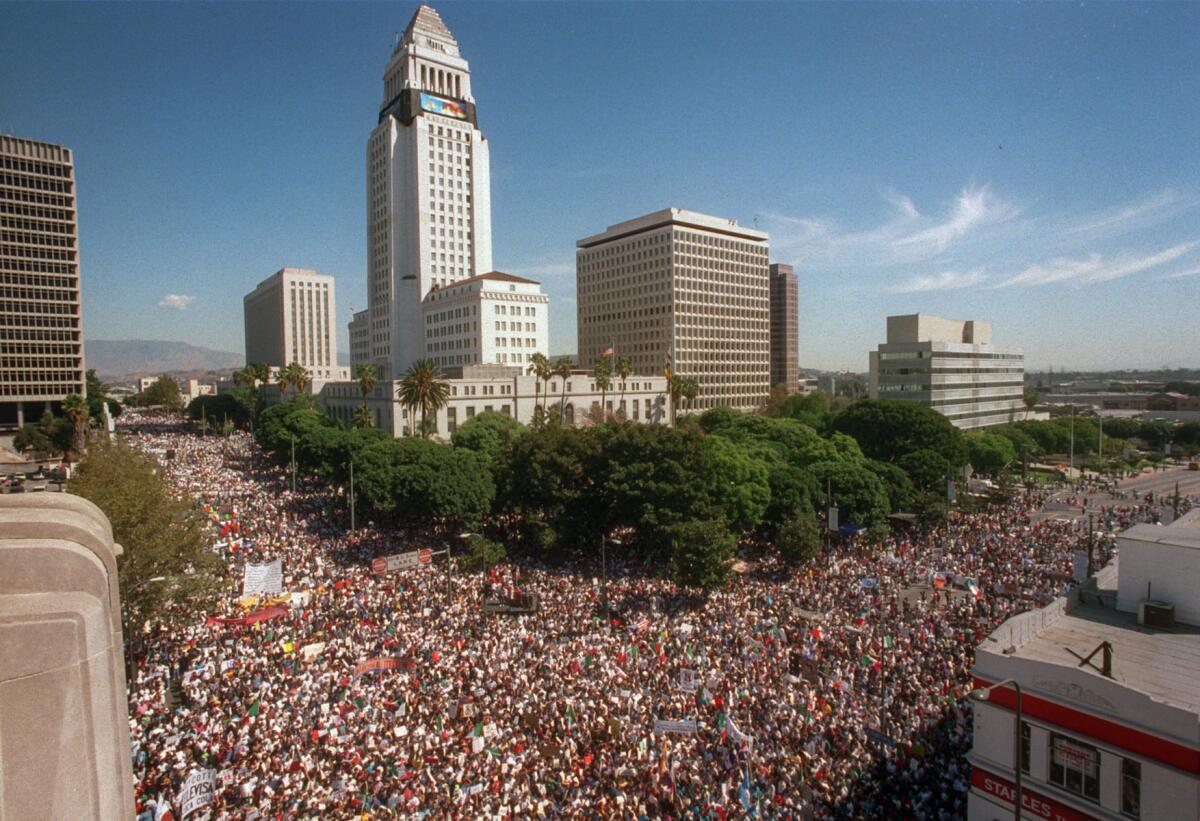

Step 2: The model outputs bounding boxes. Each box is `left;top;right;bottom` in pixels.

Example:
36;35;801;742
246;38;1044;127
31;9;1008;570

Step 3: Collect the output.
2;1;1197;372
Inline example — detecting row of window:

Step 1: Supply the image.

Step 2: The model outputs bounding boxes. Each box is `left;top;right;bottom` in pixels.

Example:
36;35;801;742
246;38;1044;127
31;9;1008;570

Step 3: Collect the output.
0;216;74;235
878;350;1023;361
0;157;71;179
0;246;75;261
0;188;73;209
0;202;74;223
0;173;72;195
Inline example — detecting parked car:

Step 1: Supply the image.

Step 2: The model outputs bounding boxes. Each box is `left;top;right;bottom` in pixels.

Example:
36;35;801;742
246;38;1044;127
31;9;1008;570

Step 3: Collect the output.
29;470;46;481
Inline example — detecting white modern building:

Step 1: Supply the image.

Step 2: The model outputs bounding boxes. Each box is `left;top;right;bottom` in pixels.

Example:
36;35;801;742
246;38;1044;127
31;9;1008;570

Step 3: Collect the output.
0;135;86;428
243;267;346;381
421;271;548;371
868;314;1024;429
349;308;370;373
321;364;669;438
366;4;493;380
968;510;1200;821
576;208;771;412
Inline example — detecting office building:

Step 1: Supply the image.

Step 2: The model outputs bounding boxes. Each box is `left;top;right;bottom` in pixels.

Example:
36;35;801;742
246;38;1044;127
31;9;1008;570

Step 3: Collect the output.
576;208;770;412
349;308;370;372
366;4;493;380
968;510;1200;821
421;271;548;371
868;313;1024;429
243;267;344;381
768;262;799;391
321;364;668;437
0;136;86;428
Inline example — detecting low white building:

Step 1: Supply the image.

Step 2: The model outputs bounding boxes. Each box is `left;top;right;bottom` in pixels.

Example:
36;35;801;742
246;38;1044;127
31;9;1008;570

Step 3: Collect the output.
420;271;549;370
320;364;668;439
968;509;1200;821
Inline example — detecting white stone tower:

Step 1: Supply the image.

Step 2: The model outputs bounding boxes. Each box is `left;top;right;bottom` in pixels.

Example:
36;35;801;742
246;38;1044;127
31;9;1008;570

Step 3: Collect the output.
366;4;494;380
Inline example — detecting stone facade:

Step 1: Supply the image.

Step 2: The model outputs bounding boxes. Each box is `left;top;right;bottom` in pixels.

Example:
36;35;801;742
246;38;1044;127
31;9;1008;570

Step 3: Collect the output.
0;493;133;819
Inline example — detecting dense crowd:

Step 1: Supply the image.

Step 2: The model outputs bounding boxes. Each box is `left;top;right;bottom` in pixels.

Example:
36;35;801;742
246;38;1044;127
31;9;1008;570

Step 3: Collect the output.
122;410;1190;820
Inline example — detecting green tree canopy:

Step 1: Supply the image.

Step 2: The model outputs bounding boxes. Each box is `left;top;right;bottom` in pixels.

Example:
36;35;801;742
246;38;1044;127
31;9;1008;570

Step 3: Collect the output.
451;410;525;465
68;437;224;630
666;518;735;590
966;431;1018;475
705;435;771;533
776;502;821;565
897;448;952;493
810;459;891;528
831;399;967;465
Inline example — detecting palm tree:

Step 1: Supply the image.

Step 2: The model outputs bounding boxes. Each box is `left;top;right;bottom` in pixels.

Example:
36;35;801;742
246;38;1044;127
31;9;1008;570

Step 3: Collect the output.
1023;387;1039;420
397;359;450;438
289;363;311;395
249;362;272;386
61;393;89;460
353;404;374;429
554;357;573;426
528;352;551;419
594;354;612;422
275;365;293;397
355;364;378;401
616;355;632;418
680;376;699;416
668;375;684;426
232;367;252;388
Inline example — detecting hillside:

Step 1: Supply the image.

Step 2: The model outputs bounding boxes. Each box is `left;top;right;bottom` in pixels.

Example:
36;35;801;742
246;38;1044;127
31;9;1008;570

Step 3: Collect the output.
86;339;244;379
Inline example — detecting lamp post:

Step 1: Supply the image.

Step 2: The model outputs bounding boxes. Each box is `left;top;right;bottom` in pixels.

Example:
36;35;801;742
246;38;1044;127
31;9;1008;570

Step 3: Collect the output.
348;458;355;533
290;435;297;494
455;532;477;601
970;679;1023;820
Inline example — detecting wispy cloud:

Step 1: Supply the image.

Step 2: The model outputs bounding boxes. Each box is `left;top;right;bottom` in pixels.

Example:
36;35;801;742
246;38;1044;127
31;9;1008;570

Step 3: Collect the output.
996;241;1198;288
1066;187;1188;238
764;184;1020;268
888;269;987;293
159;293;196;311
893;186;1020;254
1162;265;1200;280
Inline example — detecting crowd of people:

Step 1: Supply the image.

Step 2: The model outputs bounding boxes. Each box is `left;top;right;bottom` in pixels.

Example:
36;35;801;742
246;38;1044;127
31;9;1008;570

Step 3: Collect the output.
121;410;1192;820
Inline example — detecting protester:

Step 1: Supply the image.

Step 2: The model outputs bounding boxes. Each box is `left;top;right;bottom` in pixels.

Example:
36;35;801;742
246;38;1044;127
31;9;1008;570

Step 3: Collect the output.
122;410;1192;820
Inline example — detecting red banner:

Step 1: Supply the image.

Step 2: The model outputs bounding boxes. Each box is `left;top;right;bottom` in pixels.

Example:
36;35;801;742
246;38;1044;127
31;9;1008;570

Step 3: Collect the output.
205;605;289;628
354;657;416;678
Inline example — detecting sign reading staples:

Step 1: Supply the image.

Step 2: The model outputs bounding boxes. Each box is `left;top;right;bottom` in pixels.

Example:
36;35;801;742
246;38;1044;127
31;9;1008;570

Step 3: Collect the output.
242;559;282;596
371;549;434;574
180;767;217;819
419;92;467;120
653;719;698;736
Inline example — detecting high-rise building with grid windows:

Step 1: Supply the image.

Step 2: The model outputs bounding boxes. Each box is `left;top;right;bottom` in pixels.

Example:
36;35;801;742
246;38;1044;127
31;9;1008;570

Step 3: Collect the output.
576;208;771;412
0;135;85;428
768;262;799;391
366;4;493;380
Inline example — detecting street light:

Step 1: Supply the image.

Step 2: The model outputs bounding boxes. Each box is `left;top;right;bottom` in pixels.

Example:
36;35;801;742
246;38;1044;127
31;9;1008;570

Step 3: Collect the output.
969;679;1023;821
454;532;477;601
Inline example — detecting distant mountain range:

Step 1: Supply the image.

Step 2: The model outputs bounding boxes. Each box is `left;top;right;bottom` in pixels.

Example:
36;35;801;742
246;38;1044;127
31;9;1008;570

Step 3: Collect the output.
86;339;244;380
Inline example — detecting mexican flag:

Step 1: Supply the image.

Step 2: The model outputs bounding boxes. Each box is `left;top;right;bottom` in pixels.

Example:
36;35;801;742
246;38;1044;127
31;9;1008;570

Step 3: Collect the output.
247;697;261;718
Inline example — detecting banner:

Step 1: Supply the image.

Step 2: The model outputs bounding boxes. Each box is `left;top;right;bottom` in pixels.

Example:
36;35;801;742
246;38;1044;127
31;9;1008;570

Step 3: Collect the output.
827;507;839;532
205;605;289;628
653;719;698;735
679;668;698;693
354;657;415;678
243;559;283;596
180;767;216;819
301;642;326;661
727;714;753;749
371;549;433;574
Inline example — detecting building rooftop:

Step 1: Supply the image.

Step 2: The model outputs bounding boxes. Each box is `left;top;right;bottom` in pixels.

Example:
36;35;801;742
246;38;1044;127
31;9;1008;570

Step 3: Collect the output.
1008;566;1200;715
427;271;541;291
400;4;456;49
1121;508;1200;549
577;208;768;247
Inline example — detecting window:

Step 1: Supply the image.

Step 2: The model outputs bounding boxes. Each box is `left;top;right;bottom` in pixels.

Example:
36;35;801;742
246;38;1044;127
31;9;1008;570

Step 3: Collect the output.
1049;734;1100;802
1121;759;1140;818
1020;721;1030;774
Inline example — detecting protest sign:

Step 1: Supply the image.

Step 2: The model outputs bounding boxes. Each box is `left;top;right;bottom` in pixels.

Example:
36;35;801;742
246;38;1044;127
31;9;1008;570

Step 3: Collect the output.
180;767;216;819
653;719;698;735
242;559;282;596
679;668;698;692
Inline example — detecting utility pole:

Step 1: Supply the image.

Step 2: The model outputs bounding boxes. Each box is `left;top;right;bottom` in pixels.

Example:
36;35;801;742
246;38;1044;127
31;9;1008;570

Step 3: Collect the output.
1175;481;1181;521
1098;415;1103;462
290;435;296;494
600;531;609;627
349;458;355;533
1087;512;1095;577
1068;405;1075;481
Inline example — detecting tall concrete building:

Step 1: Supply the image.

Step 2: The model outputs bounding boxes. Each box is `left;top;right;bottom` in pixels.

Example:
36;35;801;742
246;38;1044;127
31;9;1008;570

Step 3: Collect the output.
0;136;85;428
348;308;370;372
576;208;770;412
868;313;1024;429
366;4;493;380
243;267;342;380
768;263;799;391
422;271;548;371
